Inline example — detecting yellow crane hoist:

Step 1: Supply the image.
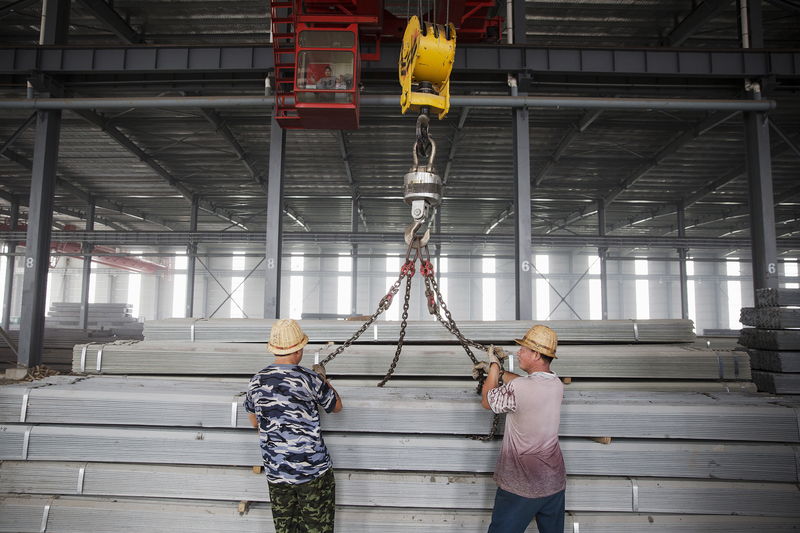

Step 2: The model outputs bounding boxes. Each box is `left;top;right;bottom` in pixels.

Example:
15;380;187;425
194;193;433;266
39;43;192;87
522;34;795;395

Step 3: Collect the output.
399;15;457;119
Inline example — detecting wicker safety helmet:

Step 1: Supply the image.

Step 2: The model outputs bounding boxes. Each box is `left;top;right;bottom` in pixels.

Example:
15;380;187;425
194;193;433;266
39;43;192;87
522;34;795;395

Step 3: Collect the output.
268;319;309;355
514;324;558;359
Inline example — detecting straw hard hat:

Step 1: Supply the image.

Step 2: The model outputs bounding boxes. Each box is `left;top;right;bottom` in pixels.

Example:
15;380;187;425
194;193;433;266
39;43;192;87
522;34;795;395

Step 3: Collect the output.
514;324;558;358
268;319;309;355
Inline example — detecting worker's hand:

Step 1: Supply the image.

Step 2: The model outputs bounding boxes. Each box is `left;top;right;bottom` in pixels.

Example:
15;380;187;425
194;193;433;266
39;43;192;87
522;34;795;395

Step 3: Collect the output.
312;364;327;380
472;361;490;380
487;345;507;367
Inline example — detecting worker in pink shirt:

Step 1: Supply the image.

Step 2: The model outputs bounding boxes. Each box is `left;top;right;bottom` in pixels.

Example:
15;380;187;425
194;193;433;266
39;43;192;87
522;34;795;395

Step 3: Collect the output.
475;325;566;533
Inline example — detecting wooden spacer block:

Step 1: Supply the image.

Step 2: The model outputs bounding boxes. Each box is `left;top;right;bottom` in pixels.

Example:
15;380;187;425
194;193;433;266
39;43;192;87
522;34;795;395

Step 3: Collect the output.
591;437;612;445
252;465;263;474
238;501;250;514
561;377;572;384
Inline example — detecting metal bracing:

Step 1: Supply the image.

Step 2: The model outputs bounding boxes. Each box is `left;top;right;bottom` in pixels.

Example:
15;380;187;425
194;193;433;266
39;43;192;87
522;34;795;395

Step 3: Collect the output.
443;107;470;185
337;131;366;229
535;109;602;186
660;0;732;46
75;0;143;44
1;147;170;229
0;113;35;156
78;202;94;330
185;196;199;318
0;0;38;17
612;140;797;233
484;202;514;235
548;110;740;233
199;107;262;185
1;200;18;332
264;118;284;319
72;109;247;229
3;44;800;79
744;110;779;292
513;102;533;320
769;121;800;159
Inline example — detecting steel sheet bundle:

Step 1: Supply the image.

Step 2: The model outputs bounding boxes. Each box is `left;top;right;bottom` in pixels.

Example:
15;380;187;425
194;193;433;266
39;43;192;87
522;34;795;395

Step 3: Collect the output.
741;307;800;329
143;318;696;344
4;495;799;533
0;424;797;482
70;342;750;381
0;377;794;442
3;462;799;517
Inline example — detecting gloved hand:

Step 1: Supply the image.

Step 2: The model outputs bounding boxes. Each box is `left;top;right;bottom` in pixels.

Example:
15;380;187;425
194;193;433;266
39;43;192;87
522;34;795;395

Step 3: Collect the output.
312;364;327;380
487;345;507;367
472;361;490;380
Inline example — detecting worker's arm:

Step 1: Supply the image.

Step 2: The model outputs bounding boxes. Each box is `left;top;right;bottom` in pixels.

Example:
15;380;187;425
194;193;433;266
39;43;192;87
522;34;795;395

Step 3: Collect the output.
324;377;343;413
248;412;258;429
481;362;520;410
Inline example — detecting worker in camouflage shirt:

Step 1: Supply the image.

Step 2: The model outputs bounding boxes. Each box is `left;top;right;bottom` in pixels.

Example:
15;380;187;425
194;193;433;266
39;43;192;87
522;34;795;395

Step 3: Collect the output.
246;319;343;533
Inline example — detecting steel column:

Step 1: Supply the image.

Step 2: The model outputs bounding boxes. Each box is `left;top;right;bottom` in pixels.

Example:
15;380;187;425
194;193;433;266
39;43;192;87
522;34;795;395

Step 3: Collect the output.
677;204;689;320
17;110;62;367
264;118;285;319
78;203;95;330
17;0;69;367
744;111;778;294
598;200;609;320
350;196;358;316
2;201;19;331
513;97;533;320
185;195;199;318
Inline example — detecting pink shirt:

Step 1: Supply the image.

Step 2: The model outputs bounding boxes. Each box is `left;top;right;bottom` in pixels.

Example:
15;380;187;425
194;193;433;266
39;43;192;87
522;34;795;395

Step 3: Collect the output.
487;372;566;498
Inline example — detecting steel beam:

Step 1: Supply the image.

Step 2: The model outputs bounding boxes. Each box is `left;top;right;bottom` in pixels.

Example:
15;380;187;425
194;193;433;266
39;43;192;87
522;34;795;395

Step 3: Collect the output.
2;229;799;250
2;44;799;78
744;110;779;293
78;202;95;330
185;195;199;318
535;109;602;186
72;109;247;229
1;201;19;331
75;0;143;44
0;95;778;112
513;101;533;320
550;110;740;233
200;107;261;185
1;147;171;229
264;118;284;319
661;0;732;46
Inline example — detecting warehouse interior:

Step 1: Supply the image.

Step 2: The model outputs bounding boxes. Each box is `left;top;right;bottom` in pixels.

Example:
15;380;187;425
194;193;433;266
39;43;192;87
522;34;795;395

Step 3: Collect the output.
1;0;800;531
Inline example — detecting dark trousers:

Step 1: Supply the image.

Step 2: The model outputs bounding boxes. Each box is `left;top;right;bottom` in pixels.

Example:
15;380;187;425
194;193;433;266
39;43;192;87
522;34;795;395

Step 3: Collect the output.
268;469;336;533
487;487;565;533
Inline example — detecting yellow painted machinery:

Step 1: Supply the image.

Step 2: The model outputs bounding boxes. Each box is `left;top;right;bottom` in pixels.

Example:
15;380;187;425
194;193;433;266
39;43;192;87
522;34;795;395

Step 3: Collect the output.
399;15;457;119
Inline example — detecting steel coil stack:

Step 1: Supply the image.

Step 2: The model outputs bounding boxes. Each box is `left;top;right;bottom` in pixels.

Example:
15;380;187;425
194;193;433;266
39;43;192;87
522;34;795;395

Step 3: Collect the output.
2;318;800;532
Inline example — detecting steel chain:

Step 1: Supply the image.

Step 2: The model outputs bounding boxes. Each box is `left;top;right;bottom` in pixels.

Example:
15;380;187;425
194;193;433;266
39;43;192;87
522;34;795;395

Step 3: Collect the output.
377;264;414;387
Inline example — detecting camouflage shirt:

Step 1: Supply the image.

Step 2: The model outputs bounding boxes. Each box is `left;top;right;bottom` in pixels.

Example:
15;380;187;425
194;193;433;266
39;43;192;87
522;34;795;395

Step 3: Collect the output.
245;364;338;484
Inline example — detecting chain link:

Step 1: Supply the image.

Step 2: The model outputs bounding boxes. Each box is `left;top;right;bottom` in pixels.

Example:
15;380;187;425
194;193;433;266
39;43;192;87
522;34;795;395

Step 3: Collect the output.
377;264;414;387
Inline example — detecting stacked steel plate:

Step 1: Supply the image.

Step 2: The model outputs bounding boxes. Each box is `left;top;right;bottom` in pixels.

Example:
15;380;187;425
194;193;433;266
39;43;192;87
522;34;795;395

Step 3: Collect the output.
2;318;799;532
740;288;800;394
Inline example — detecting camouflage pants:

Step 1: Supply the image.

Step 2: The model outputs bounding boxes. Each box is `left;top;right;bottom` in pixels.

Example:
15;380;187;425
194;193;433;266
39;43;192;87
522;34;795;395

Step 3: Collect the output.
268;468;336;533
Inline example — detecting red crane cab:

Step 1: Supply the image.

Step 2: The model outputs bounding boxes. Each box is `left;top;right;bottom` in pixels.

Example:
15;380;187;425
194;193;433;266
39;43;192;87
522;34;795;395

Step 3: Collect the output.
289;24;360;129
